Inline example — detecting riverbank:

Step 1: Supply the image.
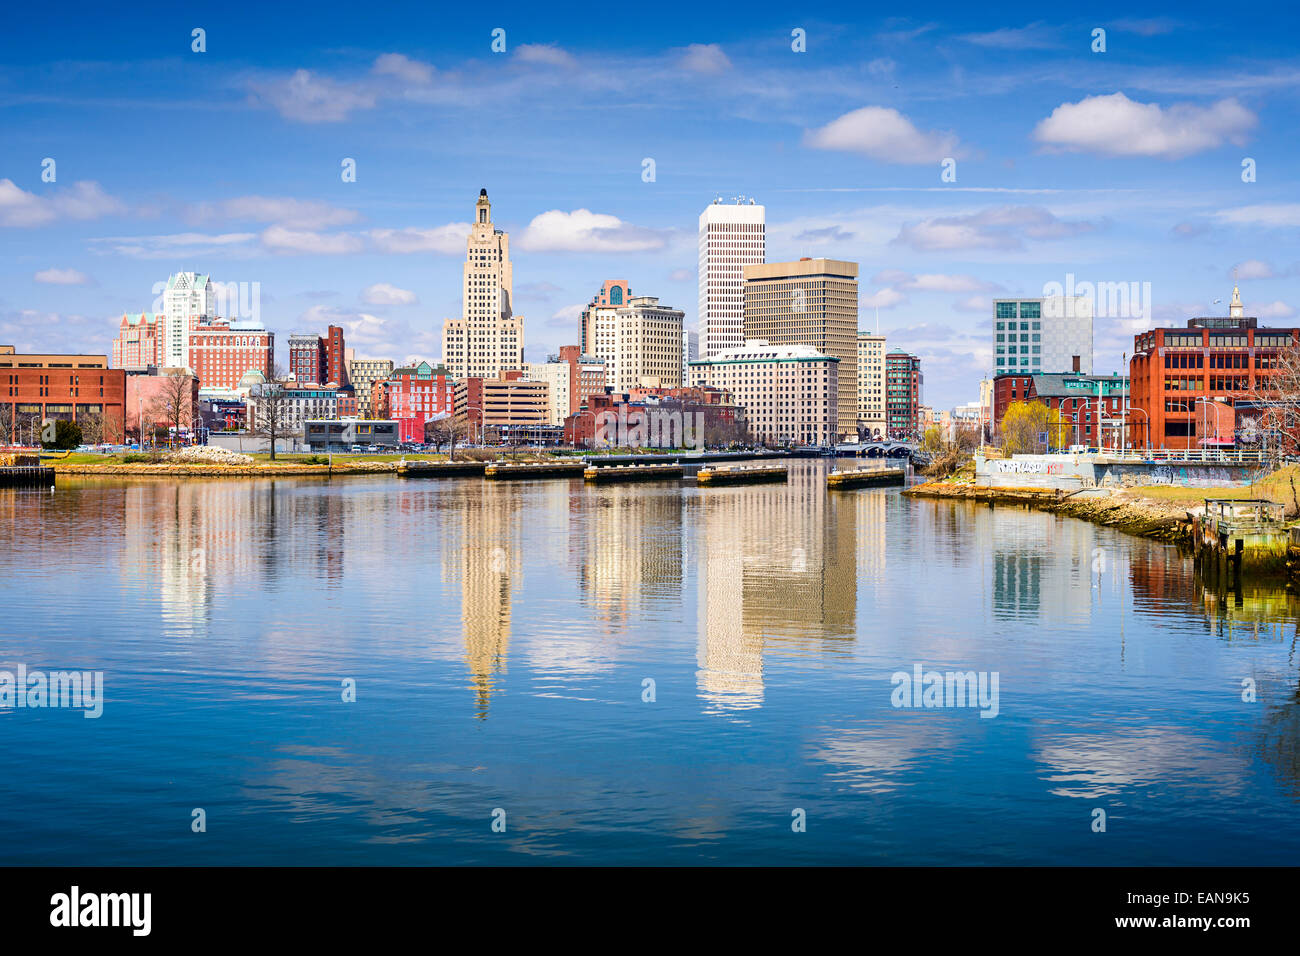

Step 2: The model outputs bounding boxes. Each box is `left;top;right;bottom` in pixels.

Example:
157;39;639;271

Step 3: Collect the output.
903;480;1192;541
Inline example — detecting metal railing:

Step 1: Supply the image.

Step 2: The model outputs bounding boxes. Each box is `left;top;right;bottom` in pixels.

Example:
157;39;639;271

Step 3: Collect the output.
1093;448;1269;464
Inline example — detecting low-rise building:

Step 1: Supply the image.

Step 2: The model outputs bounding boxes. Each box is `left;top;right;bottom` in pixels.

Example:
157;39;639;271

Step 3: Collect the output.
380;361;455;443
304;419;399;451
0;345;127;443
454;370;548;441
993;371;1130;447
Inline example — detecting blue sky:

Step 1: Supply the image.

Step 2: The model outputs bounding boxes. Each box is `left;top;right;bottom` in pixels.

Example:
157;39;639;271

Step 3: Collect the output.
2;1;1298;408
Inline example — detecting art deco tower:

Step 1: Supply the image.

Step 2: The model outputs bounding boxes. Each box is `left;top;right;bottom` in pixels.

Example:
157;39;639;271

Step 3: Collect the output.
442;189;525;378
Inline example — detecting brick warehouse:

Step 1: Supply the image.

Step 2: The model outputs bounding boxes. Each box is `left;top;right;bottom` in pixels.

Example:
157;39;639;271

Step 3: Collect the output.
1128;285;1300;449
1;346;127;443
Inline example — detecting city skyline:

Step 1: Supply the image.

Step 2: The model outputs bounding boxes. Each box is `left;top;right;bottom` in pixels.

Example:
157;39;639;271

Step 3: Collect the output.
2;4;1299;409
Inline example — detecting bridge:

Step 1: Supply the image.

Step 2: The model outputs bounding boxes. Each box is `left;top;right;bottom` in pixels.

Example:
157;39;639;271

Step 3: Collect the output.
835;441;924;460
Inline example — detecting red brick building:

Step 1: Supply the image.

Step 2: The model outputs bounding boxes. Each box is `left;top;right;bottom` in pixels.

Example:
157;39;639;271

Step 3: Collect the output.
187;320;274;390
993;372;1129;447
563;386;742;447
288;325;348;386
0;345;126;443
383;361;455;442
1129;287;1300;449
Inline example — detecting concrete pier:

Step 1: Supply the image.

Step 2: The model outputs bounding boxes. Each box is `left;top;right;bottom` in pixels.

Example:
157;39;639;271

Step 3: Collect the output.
696;463;788;486
484;460;587;480
584;463;684;483
397;461;488;478
827;466;905;489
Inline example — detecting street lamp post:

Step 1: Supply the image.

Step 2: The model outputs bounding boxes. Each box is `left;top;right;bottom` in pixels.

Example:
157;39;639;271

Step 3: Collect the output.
1126;407;1150;452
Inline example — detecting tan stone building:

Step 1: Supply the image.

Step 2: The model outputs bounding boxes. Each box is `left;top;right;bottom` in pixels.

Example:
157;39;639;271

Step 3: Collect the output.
582;284;683;392
742;258;858;440
442;189;525;379
689;339;839;446
856;332;886;439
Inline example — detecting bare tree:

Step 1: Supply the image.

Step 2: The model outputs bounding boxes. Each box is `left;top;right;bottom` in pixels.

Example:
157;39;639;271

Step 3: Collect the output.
0;402;16;446
147;370;197;447
249;365;293;462
426;414;464;460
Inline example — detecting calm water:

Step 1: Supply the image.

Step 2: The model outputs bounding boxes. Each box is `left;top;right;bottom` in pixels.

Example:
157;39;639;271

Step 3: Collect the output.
2;460;1298;865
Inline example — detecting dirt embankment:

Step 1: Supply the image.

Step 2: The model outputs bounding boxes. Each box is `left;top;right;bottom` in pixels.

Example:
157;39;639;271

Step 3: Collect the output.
903;481;1191;542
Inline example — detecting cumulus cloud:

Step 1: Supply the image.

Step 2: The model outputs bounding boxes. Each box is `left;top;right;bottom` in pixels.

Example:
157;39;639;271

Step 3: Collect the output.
0;179;126;227
1250;300;1296;319
862;287;906;309
668;268;694;282
366;224;469;255
518;209;669;252
546;303;586;329
372;53;435;86
515;44;577;68
1231;259;1275;280
679;43;731;74
893;205;1096;251
805;106;960;164
34;268;90;285
1033;92;1256;158
361;282;417;306
248;68;377;123
261;225;363;255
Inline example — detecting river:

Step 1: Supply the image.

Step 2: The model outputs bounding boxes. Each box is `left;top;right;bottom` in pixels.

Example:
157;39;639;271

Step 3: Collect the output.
2;460;1298;864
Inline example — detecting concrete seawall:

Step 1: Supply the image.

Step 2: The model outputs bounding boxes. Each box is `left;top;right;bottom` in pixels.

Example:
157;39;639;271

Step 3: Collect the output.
976;452;1258;492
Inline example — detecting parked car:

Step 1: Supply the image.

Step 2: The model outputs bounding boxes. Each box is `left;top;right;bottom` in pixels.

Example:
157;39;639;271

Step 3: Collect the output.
366;444;380;453
350;444;362;453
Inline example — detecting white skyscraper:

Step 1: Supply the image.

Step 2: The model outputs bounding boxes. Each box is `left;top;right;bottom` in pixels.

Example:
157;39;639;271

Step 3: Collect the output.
442;188;525;379
698;197;765;357
162;272;216;370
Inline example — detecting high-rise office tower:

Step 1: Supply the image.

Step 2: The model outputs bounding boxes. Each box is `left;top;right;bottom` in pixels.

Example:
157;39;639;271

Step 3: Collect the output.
698;197;765;357
743;258;858;440
162;272;216;369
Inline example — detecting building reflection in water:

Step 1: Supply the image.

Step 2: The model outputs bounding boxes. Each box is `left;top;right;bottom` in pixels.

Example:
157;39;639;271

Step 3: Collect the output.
695;462;857;716
440;483;523;720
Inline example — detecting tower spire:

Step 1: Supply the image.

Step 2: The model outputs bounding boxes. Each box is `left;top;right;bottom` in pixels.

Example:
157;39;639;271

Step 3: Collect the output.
1229;270;1243;319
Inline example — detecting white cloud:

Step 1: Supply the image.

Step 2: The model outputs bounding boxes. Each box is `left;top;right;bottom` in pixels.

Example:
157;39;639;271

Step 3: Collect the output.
515;44;577;68
805;107;960;164
366;224;469;255
34;268;90;285
372;53;435;86
189;196;360;229
1215;204;1300;227
0;179;126;227
87;231;259;259
1232;259;1275;280
1250;300;1296;319
361;282;417;306
862;287;905;309
894;205;1096;251
960;22;1060;49
545;303;585;328
249;69;377;123
1033;92;1256;158
679;43;731;74
518;209;668;253
261;225;363;255
669;268;694;282
872;270;993;293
